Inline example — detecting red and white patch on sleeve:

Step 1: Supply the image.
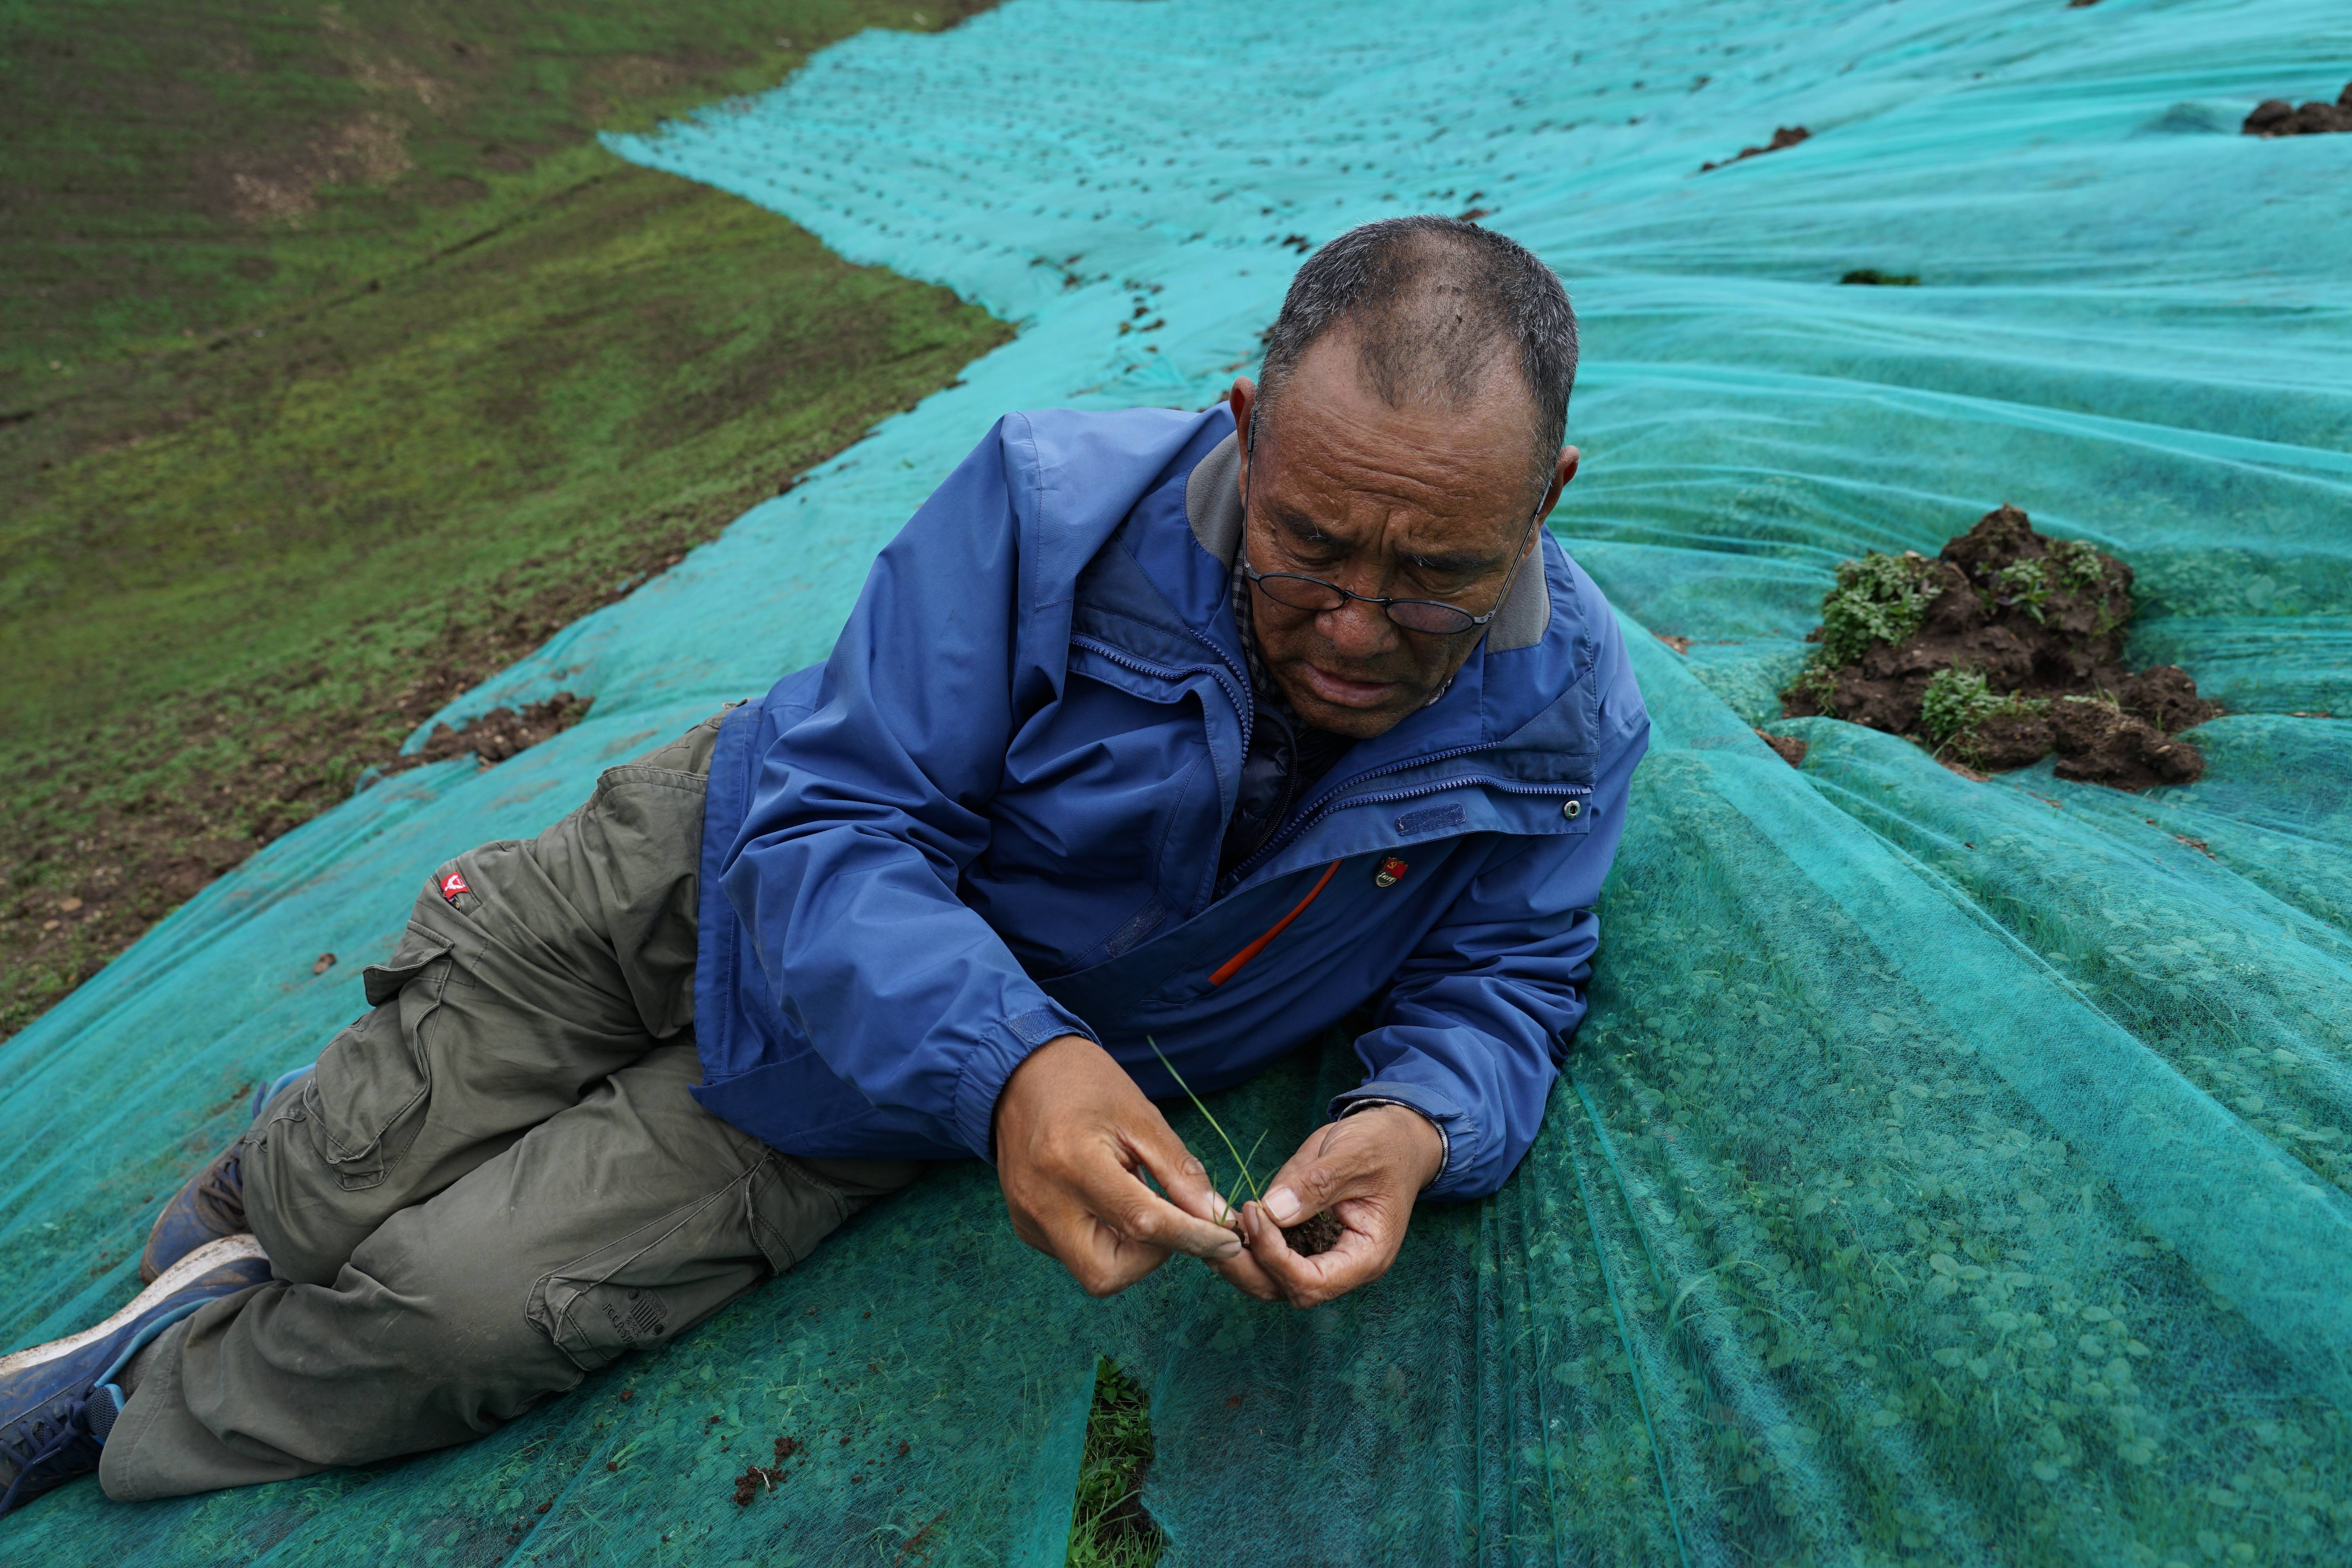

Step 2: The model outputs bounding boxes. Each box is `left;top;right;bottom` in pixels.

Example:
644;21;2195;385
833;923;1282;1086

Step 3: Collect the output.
1374;856;1410;889
439;871;470;904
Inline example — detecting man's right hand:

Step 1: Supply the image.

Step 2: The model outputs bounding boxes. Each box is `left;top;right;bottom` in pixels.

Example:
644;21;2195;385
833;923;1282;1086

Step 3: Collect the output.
993;1034;1242;1296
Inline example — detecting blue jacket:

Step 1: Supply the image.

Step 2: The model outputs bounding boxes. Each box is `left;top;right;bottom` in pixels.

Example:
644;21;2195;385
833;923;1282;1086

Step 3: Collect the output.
692;406;1649;1200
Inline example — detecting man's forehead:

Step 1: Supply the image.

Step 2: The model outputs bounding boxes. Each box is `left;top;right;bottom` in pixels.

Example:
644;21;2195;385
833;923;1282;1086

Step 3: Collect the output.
1255;413;1533;553
1256;478;1522;567
1263;346;1532;485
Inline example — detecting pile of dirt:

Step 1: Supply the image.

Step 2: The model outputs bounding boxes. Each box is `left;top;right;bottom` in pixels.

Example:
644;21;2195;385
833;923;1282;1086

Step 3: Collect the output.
385;692;594;775
1780;505;2219;789
1700;125;1809;173
2244;83;2352;137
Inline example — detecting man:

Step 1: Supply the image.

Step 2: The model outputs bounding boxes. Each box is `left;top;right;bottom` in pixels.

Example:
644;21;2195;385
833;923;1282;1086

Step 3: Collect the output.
0;215;1648;1512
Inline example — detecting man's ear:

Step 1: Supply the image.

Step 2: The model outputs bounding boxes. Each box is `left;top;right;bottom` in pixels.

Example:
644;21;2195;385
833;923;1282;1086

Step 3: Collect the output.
1537;444;1582;524
1228;377;1258;501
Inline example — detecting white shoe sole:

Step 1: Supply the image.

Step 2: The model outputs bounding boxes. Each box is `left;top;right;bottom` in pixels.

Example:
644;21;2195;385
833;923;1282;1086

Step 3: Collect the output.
0;1234;269;1379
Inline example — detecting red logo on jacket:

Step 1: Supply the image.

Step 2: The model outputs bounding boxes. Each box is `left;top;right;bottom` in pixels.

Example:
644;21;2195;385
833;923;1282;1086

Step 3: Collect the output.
439;872;470;904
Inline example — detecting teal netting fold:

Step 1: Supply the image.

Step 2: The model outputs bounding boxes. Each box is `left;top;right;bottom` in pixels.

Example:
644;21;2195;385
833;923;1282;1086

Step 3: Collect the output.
6;0;2351;1561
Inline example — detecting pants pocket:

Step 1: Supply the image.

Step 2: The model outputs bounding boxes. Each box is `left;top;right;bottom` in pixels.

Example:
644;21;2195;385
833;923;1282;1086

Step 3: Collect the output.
524;1164;780;1374
305;921;454;1191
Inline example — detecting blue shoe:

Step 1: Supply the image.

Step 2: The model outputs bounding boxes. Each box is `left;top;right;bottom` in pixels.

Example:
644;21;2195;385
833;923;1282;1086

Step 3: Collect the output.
0;1235;270;1516
139;1064;312;1285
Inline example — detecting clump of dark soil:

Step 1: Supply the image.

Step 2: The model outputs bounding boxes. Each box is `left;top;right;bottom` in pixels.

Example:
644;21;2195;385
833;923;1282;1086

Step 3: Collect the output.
2244;83;2352;137
1780;505;2219;789
732;1437;804;1506
1700;125;1809;173
1840;269;1918;286
1283;1209;1345;1256
382;692;594;776
1755;731;1809;769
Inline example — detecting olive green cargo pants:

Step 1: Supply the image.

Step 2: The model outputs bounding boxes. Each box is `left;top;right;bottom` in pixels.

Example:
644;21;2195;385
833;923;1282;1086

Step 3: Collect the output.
99;713;923;1501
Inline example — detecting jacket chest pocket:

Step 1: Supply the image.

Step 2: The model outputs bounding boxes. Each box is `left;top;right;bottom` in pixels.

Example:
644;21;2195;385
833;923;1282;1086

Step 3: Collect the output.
985;665;1233;968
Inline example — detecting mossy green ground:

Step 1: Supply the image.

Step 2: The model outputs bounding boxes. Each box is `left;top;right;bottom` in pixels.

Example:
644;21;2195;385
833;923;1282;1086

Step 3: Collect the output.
2;0;991;400
0;0;1010;1036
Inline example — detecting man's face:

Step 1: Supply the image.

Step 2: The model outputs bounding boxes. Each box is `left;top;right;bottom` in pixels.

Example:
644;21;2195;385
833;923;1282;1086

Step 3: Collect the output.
1229;338;1578;739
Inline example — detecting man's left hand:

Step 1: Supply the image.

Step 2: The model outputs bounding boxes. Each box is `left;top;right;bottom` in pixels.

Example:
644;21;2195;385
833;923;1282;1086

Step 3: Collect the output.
1211;1104;1444;1308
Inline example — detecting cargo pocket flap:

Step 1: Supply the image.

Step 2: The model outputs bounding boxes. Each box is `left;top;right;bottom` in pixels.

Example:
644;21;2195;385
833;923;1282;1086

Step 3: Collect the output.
362;923;455;1007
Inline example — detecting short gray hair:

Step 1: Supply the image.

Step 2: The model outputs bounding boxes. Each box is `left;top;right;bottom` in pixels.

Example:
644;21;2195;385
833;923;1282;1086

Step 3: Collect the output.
1255;216;1579;490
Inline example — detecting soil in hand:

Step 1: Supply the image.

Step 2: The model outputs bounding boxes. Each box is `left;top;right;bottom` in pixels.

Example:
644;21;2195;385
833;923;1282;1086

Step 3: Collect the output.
2244;83;2352;137
1780;505;2219;789
1282;1209;1344;1256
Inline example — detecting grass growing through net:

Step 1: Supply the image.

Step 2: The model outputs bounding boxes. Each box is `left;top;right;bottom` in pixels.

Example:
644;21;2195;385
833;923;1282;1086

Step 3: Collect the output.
1065;1359;1164;1568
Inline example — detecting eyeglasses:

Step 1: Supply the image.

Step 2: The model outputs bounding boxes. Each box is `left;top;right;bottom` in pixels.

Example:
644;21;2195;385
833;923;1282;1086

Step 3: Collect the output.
1240;459;1548;637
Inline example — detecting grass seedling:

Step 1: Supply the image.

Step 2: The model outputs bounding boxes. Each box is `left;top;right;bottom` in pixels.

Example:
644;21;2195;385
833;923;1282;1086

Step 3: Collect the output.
1147;1036;1267;1227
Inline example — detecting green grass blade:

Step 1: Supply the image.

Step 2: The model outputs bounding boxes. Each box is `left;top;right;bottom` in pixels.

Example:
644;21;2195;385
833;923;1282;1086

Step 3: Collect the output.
1146;1036;1264;1217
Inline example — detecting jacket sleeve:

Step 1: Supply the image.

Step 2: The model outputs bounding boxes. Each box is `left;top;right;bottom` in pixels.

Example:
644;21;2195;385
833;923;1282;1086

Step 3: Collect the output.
1330;628;1651;1201
717;417;1096;1162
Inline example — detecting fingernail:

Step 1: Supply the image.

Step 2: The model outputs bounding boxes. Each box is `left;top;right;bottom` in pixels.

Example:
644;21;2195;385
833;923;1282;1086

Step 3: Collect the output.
1267;1187;1301;1224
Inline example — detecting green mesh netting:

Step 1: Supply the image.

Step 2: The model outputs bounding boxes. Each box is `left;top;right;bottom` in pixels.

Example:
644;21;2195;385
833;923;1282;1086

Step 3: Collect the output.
7;0;2352;1561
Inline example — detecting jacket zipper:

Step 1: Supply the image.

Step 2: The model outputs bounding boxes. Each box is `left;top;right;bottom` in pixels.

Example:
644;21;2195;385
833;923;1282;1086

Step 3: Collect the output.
1205;771;1589;977
1207;859;1341;986
1072;633;1587;895
1069;633;1252;755
1227;759;1591;886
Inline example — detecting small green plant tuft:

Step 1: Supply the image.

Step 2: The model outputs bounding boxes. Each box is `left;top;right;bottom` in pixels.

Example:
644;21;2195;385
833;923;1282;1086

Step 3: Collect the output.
1812;552;1945;668
1920;668;2049;760
2049;537;2107;592
1784;661;1840;711
1995;557;2052;622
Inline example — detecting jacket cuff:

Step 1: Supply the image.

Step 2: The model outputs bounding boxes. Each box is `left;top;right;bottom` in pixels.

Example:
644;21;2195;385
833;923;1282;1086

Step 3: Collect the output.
1328;1082;1467;1197
949;1001;1100;1163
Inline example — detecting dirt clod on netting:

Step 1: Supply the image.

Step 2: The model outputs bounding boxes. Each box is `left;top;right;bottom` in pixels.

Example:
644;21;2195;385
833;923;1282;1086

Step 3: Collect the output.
1780;505;2219;789
2243;83;2352;137
731;1437;804;1507
1283;1209;1344;1256
380;692;592;777
1699;125;1809;172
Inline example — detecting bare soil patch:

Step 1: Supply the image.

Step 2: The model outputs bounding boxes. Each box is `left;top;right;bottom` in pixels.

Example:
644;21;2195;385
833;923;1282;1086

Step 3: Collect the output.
385;693;595;777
